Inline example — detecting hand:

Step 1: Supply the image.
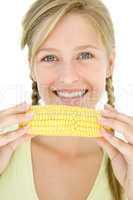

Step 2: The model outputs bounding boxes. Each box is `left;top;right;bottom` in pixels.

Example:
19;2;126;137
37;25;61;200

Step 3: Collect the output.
0;102;35;175
96;104;133;200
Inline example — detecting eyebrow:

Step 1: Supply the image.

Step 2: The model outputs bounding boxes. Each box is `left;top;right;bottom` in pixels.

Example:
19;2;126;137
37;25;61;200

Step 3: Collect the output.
37;44;100;53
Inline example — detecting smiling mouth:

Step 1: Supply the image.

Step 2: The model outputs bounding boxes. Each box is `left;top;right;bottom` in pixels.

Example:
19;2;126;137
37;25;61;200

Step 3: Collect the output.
52;89;88;99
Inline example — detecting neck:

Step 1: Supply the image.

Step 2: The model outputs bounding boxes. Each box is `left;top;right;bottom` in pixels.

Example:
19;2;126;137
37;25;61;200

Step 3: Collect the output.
32;136;102;159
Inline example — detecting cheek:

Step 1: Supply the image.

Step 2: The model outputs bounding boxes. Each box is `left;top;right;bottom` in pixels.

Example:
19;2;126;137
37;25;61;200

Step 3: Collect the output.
82;65;106;101
35;67;57;87
83;65;106;87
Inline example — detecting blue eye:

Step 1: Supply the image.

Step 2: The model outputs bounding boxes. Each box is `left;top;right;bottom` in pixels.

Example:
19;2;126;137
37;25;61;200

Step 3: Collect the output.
78;52;94;60
40;52;94;63
41;55;57;63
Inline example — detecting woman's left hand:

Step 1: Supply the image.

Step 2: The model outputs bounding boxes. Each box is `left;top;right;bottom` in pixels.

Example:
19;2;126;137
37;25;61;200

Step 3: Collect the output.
96;104;133;200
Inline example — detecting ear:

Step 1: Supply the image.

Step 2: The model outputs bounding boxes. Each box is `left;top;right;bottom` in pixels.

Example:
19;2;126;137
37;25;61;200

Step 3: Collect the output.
106;48;116;78
28;57;37;82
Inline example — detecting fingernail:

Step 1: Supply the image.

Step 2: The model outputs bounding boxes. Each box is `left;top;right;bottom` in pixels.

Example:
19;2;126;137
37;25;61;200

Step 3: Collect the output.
25;112;34;120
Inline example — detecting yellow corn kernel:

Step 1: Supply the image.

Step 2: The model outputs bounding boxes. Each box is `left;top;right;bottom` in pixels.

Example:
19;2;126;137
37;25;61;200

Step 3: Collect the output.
19;104;113;137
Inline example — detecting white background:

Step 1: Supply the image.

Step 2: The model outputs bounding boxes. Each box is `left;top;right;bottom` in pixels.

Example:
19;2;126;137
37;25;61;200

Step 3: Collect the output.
0;0;133;139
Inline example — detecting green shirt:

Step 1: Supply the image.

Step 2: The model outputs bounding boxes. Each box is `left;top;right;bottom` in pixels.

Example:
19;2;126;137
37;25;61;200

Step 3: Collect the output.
0;125;128;200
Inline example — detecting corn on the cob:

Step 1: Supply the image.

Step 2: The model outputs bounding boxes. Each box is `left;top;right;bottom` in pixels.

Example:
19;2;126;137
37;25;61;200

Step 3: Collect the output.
19;104;113;137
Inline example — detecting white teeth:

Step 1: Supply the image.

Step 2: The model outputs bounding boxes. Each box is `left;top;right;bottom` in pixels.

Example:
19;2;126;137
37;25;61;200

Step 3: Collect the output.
56;90;86;98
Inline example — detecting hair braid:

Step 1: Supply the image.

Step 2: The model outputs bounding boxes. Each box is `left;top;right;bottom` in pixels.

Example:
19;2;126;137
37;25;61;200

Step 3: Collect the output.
105;76;124;200
31;78;40;105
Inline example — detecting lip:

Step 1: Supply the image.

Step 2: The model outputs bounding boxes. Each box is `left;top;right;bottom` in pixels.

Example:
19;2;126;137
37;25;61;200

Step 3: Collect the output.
53;90;88;98
52;89;88;93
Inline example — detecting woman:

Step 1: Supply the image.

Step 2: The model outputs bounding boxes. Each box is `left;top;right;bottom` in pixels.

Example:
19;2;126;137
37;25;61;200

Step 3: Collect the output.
0;0;132;199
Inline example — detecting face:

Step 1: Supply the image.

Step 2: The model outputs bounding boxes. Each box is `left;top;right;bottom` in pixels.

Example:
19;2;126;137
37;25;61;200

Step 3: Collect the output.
31;13;115;108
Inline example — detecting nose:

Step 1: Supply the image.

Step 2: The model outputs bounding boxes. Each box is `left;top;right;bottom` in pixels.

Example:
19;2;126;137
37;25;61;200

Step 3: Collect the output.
58;63;80;84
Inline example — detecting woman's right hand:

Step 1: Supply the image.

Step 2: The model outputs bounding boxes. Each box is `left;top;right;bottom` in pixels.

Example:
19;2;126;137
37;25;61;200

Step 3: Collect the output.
0;102;34;175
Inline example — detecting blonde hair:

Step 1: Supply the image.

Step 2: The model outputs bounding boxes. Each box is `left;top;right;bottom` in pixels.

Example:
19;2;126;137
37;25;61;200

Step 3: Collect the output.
21;0;125;199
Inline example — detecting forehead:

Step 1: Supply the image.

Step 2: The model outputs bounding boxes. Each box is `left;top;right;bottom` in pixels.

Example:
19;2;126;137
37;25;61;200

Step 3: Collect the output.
39;13;104;50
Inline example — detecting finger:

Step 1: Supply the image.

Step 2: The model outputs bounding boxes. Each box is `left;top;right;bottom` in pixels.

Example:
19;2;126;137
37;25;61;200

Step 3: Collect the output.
0;102;31;116
100;128;133;164
96;136;121;162
99;117;133;145
104;104;116;110
26;133;35;137
101;108;133;127
0;125;30;147
96;136;127;185
0;111;33;129
8;134;33;152
26;134;37;139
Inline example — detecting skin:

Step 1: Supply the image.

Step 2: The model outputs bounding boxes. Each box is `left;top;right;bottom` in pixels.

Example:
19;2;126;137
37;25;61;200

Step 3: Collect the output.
29;13;115;159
